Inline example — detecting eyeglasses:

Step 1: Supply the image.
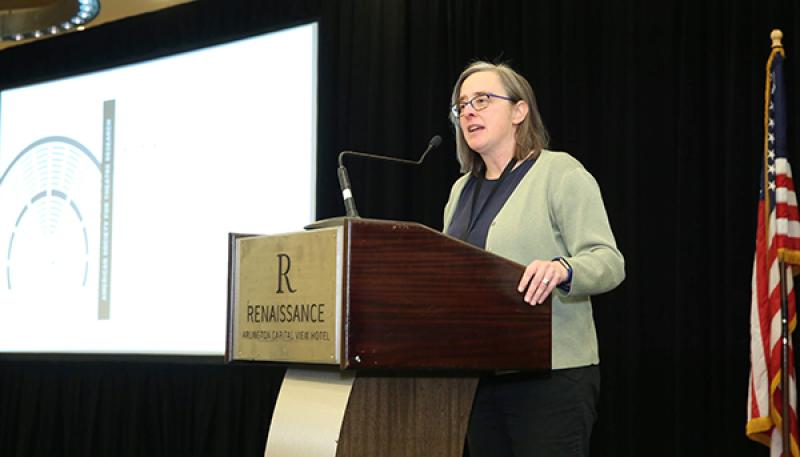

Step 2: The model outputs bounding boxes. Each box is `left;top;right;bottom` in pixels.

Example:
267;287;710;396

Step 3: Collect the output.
451;92;515;118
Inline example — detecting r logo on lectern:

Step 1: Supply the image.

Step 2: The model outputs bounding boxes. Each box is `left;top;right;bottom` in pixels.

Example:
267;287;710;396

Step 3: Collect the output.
276;253;297;294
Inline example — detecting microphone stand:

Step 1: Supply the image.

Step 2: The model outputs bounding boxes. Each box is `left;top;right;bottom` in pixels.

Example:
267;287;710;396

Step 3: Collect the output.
305;136;442;230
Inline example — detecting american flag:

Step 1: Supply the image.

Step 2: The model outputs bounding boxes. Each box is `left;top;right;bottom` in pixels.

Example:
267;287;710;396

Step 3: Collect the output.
747;42;800;457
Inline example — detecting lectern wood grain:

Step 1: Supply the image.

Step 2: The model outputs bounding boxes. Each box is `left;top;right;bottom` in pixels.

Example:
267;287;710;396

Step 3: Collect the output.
336;375;478;457
342;219;551;371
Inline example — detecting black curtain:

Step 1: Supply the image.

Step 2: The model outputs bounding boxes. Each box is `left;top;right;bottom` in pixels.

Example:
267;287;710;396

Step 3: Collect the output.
1;0;800;456
0;360;285;457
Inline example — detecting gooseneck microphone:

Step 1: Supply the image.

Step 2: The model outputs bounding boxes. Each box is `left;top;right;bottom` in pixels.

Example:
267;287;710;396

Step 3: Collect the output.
337;135;442;218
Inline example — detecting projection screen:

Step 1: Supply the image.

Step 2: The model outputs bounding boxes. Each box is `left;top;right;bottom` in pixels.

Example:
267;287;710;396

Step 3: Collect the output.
0;22;318;355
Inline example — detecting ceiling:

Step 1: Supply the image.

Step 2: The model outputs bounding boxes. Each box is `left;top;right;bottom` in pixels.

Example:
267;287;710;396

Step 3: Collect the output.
0;0;194;51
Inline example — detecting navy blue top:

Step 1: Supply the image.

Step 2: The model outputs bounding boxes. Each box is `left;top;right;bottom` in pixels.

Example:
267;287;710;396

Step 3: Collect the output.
446;158;536;248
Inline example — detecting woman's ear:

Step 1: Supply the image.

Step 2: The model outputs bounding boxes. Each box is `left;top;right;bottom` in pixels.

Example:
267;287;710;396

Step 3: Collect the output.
512;100;529;125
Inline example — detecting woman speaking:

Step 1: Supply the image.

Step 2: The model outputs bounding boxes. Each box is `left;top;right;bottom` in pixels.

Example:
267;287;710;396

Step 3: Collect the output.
443;61;625;457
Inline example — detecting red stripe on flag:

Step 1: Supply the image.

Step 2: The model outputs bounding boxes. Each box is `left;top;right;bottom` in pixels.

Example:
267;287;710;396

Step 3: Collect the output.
776;174;797;191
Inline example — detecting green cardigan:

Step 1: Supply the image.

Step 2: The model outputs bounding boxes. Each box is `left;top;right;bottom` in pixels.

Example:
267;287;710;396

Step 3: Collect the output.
443;149;625;369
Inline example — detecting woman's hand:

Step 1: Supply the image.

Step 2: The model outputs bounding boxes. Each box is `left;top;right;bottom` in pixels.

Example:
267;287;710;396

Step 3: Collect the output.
518;259;569;305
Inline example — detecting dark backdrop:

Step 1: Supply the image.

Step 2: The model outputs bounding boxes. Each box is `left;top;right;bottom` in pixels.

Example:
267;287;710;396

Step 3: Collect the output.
1;0;799;455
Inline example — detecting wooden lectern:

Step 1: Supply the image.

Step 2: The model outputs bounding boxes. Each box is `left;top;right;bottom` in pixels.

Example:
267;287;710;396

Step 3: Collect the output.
226;218;550;457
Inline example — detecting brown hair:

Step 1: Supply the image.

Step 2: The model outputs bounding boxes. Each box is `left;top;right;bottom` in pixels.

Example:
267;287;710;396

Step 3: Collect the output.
449;61;549;174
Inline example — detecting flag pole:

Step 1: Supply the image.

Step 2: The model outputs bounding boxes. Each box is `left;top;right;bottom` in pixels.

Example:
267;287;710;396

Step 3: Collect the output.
773;28;792;457
770;29;792;457
770;28;792;457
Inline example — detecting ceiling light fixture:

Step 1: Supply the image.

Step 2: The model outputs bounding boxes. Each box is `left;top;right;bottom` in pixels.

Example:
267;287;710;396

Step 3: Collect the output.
0;0;101;42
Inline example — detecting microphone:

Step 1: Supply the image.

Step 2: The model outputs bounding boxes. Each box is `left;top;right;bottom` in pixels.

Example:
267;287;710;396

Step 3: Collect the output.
337;135;442;218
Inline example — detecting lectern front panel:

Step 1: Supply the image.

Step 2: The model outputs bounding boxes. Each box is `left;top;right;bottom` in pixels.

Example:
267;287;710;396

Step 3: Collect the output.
341;219;551;371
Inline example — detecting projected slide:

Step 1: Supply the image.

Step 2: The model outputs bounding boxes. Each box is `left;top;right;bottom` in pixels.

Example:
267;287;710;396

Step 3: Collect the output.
0;22;318;355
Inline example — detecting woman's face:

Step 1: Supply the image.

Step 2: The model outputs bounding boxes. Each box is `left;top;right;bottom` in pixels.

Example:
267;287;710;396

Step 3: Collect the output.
457;71;526;157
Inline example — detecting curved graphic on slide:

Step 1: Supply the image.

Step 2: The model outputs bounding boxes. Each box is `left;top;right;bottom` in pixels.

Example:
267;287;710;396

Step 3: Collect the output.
0;136;100;298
